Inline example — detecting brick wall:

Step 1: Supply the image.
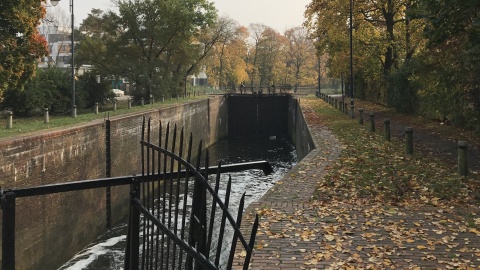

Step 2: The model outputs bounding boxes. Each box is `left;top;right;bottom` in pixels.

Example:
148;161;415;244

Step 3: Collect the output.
0;96;227;269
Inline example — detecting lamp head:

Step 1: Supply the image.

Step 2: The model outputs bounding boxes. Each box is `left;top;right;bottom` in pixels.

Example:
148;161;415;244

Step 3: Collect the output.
50;0;60;7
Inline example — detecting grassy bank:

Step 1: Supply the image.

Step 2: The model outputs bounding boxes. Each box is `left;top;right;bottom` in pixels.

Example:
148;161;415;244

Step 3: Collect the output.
0;95;208;139
302;97;479;209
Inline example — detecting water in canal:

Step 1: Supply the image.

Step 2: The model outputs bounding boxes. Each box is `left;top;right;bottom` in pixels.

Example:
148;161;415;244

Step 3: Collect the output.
57;137;297;270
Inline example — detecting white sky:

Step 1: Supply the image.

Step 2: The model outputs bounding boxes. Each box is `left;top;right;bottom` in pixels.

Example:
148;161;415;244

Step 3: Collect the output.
48;0;311;33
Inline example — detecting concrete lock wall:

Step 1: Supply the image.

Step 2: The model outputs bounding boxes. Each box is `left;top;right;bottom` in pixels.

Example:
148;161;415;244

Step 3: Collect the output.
288;97;315;161
0;96;227;270
226;94;313;161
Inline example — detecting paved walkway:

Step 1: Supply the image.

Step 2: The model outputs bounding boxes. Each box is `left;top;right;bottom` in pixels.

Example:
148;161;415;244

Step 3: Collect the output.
234;99;480;269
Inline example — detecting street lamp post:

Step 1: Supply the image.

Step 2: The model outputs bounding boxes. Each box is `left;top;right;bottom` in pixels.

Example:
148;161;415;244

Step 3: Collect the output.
317;57;321;95
50;0;76;118
349;0;354;118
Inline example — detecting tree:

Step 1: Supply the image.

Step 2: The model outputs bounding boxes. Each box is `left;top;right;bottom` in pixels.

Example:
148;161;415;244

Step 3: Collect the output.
246;23;267;89
76;0;217;101
213;16;242;90
0;0;49;96
306;0;426;102
284;27;316;92
415;0;480;128
1;67;70;115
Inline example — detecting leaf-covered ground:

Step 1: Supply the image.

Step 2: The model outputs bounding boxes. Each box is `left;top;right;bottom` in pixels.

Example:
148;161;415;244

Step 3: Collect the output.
234;97;480;269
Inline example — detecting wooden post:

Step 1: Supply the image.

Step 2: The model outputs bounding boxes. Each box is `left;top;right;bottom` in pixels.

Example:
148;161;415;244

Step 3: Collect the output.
334;99;338;109
95;102;99;114
384;119;391;141
113;100;117;111
359;108;364;125
369;113;375;132
339;101;343;112
405;127;413;155
141;98;144;106
458;141;468;176
350;104;355;119
128;99;132;109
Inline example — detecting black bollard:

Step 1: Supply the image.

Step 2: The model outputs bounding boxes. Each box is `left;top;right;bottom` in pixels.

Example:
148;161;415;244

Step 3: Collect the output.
458;141;468;176
384;119;391;141
405;127;413;155
369;113;375;132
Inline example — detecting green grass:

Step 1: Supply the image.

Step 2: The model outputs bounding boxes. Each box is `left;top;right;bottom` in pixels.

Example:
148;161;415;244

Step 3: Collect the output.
0;95;209;139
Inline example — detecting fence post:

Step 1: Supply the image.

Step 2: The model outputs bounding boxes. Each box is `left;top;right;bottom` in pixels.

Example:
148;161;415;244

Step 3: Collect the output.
105;119;112;228
384;119;391;141
344;103;348;115
128;99;132;109
44;108;49;124
369;113;375;132
458;141;468;176
339;101;343;112
113;100;117;111
405;127;413;155
125;179;140;270
2;192;16;270
141;98;144;106
334;99;338;109
162;96;165;103
72;105;77;118
6;111;13;129
359;108;364;125
95;102;99;114
350;104;355;119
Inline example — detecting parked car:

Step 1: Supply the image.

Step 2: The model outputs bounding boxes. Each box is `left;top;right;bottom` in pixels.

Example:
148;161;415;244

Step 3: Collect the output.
112;89;124;97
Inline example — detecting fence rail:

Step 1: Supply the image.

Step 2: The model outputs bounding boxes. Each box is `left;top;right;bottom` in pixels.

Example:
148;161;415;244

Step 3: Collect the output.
1;117;264;270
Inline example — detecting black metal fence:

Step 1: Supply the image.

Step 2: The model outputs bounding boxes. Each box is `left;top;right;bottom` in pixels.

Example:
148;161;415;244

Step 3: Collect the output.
1;117;266;270
125;118;260;269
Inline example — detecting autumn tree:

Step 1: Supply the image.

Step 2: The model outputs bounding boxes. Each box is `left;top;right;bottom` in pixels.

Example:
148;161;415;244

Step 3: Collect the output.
0;0;49;96
306;0;425;104
255;27;286;89
284;27;316;92
213;17;242;90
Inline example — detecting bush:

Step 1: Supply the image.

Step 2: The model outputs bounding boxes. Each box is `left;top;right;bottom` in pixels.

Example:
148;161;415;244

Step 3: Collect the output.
1;67;70;116
386;60;419;114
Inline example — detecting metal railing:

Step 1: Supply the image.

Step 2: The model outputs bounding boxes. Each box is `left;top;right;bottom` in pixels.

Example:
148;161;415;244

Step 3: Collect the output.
1;118;266;270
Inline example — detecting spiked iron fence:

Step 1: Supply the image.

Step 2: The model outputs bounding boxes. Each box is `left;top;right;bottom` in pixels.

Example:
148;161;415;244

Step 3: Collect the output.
125;118;260;269
1;117;265;270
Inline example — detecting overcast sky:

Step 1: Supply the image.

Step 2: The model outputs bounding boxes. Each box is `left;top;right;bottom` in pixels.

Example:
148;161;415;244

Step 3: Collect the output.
48;0;311;33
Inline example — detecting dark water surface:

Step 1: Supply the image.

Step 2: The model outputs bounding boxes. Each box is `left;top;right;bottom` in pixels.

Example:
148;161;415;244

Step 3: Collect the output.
58;137;296;270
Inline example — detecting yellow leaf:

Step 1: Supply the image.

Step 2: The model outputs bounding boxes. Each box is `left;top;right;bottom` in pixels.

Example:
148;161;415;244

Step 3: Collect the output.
416;245;427;249
469;228;480;235
325;235;335;241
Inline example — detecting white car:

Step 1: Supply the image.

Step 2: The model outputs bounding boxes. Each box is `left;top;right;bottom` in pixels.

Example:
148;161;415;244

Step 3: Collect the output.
112;89;124;97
